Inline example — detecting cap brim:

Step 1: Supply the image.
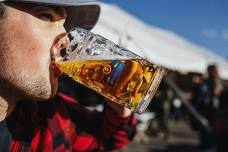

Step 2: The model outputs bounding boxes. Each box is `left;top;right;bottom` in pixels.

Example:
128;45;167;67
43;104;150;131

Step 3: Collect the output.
0;0;97;6
64;4;100;31
0;0;100;31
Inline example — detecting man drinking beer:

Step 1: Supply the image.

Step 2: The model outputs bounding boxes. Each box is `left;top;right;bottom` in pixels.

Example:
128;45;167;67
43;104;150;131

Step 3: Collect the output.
0;0;136;151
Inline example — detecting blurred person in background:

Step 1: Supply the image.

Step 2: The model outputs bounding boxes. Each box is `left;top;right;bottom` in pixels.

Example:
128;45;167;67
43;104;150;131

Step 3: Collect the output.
191;64;223;152
214;87;228;152
189;73;203;130
0;1;136;151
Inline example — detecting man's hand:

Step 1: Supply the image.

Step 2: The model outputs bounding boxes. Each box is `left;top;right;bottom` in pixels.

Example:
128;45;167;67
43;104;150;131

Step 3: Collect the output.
106;100;132;118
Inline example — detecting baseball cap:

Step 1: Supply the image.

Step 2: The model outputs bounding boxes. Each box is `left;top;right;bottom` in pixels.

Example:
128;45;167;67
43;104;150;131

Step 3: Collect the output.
0;0;100;31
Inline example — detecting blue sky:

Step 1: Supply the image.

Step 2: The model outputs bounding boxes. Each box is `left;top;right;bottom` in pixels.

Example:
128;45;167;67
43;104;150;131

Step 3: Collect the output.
99;0;228;58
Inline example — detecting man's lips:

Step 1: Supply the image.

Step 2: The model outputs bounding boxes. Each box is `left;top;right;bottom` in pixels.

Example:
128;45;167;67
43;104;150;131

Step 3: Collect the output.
50;64;63;77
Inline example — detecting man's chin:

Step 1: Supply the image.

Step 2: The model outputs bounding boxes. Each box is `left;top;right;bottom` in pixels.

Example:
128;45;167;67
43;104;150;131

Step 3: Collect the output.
24;86;58;102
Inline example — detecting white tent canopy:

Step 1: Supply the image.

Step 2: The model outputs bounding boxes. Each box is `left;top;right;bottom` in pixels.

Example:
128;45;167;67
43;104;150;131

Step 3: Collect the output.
92;2;228;80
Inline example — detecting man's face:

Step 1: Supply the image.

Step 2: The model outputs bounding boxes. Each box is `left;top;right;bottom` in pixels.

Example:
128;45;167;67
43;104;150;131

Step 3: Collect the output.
0;2;67;101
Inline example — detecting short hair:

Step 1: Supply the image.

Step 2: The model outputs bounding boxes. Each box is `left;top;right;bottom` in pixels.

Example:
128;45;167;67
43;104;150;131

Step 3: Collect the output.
0;3;6;19
207;64;217;72
207;64;219;77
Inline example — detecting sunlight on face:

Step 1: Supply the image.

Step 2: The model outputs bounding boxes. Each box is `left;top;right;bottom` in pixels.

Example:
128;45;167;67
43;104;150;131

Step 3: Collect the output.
0;3;66;101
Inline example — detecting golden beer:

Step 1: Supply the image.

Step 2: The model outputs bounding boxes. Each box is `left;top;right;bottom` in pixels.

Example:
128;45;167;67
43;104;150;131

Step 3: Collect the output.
56;59;163;112
53;27;164;113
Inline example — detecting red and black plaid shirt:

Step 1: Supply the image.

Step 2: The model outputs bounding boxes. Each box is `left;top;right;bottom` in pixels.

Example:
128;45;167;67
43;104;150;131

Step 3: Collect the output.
1;93;136;152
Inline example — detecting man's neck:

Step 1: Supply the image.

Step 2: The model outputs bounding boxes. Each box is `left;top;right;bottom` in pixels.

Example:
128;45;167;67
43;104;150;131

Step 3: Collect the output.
0;96;16;122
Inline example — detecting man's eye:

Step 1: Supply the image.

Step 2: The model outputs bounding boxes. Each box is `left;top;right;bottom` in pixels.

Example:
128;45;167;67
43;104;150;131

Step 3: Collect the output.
38;13;53;21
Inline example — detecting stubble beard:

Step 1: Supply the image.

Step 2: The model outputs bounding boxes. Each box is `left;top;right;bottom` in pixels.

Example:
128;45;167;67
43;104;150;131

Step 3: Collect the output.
0;39;53;102
21;71;53;101
0;61;53;102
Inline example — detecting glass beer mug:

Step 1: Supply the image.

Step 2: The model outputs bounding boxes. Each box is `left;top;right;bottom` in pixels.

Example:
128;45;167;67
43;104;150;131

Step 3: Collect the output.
53;27;163;113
